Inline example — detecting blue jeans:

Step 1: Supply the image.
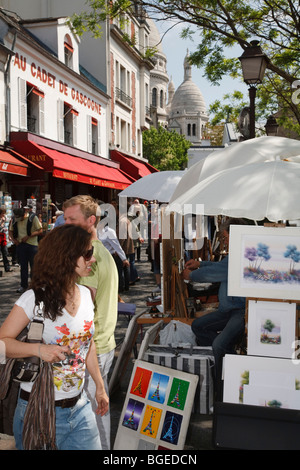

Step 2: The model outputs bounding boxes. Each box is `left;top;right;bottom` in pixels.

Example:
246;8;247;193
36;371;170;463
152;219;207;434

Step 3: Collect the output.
16;243;38;289
128;252;138;282
13;391;101;450
84;349;114;450
191;308;245;399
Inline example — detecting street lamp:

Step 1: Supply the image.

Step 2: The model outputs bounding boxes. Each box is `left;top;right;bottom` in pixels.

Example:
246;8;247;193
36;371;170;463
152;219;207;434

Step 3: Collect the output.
265;114;279;136
239;40;269;139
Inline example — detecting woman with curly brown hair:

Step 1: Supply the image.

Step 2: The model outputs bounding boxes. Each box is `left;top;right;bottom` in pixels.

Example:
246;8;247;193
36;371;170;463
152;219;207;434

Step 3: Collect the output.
0;224;108;450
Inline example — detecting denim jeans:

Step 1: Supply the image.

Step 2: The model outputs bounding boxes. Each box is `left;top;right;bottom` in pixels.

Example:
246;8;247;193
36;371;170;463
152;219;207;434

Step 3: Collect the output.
191;308;245;400
84;349;114;450
128;252;138;282
16;243;38;289
13;391;101;450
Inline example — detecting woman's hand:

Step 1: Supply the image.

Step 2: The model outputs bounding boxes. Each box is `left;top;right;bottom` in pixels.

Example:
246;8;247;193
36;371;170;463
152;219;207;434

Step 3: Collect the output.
95;388;109;416
39;344;71;363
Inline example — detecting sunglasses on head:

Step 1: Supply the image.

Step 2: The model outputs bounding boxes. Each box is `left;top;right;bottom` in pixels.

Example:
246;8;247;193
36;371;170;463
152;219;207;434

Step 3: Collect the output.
82;246;94;261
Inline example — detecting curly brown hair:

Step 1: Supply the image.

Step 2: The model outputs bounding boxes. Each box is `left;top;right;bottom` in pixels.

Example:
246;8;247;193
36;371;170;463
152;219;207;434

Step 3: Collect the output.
30;224;92;320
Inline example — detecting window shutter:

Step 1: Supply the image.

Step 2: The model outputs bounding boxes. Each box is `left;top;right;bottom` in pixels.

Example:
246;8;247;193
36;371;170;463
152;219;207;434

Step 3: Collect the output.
97;120;101;156
87;115;92;153
57;99;64;142
18;78;27;130
39;94;45;135
73;112;78;147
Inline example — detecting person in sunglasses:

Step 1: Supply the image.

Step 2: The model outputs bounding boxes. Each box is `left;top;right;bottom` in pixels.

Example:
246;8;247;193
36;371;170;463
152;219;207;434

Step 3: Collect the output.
0;224;108;450
63;195;118;451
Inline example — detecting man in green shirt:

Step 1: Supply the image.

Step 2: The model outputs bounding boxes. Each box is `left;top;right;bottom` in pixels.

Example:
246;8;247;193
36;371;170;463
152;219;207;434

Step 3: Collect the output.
63;195;118;450
9;205;42;293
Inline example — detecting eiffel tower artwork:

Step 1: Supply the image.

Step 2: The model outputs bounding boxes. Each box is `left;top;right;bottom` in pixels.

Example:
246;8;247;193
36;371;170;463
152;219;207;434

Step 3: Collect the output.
162;415;175;443
143;409;155;435
161;411;183;446
123;402;137;429
170;381;181;408
133;372;143;395
151;376;161;401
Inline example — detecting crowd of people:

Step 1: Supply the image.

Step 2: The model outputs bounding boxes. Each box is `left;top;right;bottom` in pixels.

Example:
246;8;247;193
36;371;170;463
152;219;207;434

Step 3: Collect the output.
0;195;162;450
0;194;246;450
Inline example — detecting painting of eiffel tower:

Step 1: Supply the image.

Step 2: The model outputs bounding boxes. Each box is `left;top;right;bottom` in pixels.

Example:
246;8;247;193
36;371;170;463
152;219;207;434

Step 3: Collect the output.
140;405;162;439
130;367;152;398
167;378;189;411
148;372;169;404
160;411;183;446
122;399;144;431
170;381;181;407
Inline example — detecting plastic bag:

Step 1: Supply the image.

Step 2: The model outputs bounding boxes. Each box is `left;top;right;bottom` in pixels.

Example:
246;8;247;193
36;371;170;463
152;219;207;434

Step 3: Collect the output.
159;320;197;347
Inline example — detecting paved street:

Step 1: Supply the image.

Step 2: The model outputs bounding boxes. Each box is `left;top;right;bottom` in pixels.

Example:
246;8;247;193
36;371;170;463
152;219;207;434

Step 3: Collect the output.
0;247;213;451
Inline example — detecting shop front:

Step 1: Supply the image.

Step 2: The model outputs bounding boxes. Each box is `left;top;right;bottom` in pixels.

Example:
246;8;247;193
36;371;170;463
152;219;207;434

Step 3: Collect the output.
110;149;158;181
8;132;134;214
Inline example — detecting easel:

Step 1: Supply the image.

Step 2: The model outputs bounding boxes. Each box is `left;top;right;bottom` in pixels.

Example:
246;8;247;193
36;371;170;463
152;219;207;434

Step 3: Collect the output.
161;210;216;320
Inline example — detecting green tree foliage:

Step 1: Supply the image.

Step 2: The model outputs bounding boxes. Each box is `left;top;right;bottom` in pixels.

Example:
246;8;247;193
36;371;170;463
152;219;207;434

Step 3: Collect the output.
142;126;190;170
70;0;300;134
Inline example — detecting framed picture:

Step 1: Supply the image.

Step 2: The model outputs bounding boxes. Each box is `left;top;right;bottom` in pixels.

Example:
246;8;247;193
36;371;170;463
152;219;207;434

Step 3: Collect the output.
109;311;146;396
247;300;297;358
222;354;300;410
113;360;198;450
228;225;300;300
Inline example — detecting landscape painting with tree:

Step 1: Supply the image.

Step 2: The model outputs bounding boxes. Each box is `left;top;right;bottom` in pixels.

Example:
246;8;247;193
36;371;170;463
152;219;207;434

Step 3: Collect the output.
228;226;300;301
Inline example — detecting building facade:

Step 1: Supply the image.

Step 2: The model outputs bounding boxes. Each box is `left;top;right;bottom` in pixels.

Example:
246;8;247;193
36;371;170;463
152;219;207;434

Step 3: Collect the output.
0;1;157;207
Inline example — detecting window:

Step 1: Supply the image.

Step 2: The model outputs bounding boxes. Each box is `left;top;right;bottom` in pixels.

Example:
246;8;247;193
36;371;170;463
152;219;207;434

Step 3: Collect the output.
18;78;45;135
152;88;157;107
87;116;101;155
57;99;78;146
64;35;74;68
160;90;164;108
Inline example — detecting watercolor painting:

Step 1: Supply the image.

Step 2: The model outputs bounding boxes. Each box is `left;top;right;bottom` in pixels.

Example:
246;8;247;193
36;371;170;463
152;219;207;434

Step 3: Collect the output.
247;300;296;358
148;372;170;404
122;399;144;431
228;226;300;300
242;236;300;287
223;355;300;407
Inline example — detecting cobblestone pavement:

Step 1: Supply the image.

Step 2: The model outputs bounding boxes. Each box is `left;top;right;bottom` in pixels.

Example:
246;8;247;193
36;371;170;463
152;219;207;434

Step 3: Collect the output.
0;247;213;451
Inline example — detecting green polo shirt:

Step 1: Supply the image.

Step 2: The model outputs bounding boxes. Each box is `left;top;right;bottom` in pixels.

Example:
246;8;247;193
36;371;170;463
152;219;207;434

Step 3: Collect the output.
79;239;118;355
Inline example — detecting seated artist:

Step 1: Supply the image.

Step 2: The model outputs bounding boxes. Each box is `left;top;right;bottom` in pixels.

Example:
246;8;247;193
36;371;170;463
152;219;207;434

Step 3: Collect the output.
182;218;247;401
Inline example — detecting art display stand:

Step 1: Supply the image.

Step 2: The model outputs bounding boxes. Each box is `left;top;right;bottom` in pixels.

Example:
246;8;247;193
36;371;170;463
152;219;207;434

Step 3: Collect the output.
113;360;199;450
213;224;300;450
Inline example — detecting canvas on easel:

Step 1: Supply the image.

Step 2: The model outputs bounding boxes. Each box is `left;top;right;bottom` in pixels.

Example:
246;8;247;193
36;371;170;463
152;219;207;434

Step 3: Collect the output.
113;360;198;450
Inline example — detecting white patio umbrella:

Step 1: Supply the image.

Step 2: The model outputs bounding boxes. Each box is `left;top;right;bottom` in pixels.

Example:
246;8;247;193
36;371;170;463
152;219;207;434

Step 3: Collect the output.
167;160;300;222
169;136;300;204
118;170;185;203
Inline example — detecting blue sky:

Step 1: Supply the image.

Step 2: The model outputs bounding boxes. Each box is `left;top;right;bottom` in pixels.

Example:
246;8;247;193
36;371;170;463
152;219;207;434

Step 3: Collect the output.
156;20;247;115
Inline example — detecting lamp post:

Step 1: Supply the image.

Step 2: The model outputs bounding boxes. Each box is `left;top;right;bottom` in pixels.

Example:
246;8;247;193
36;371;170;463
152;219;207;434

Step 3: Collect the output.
265;114;279;136
239;40;269;139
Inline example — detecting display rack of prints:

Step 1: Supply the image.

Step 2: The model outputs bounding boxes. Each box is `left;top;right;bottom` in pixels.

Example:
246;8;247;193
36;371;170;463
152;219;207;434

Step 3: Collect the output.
113;360;198;450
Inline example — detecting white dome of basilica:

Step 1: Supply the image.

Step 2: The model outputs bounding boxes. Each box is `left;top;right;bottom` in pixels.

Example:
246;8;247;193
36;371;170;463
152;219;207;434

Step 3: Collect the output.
170;51;207;117
146;16;164;54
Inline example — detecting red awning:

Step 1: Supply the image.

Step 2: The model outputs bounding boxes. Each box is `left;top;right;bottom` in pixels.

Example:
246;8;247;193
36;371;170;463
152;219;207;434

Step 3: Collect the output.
111;150;158;179
11;142;133;190
0;150;29;176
